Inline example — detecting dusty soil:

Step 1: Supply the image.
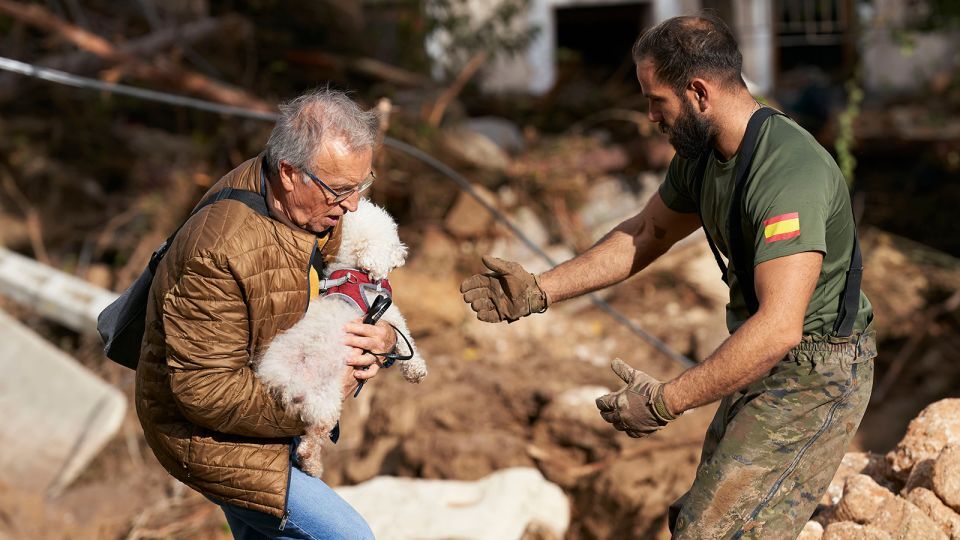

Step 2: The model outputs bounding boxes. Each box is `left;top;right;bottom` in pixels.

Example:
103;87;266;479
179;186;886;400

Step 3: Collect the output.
2;203;958;540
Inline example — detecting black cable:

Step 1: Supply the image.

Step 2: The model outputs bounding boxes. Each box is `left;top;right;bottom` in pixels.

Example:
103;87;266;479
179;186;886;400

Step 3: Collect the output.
0;55;695;368
384;138;694;367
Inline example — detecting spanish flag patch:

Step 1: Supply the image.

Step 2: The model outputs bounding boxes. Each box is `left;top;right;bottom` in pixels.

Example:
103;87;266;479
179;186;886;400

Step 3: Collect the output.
763;212;801;243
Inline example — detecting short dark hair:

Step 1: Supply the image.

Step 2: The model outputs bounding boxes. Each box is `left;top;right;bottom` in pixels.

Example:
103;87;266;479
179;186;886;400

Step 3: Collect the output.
632;13;746;95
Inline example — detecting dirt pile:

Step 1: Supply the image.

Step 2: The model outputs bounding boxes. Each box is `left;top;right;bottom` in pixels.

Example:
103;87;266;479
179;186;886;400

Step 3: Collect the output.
2;126;960;538
806;399;960;539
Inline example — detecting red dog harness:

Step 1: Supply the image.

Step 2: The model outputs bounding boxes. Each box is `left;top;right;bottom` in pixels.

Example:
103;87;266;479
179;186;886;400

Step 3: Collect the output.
319;268;393;315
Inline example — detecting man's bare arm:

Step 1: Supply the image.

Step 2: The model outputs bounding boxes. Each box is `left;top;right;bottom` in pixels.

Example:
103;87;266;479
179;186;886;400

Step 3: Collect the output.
661;251;823;413
539;193;701;303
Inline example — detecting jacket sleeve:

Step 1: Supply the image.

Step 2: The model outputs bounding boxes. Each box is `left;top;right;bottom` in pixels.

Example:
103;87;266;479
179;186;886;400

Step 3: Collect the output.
161;254;306;438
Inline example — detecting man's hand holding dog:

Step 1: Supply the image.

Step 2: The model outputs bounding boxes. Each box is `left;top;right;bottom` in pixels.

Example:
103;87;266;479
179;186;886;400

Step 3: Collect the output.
343;318;397;384
460;256;549;323
595;359;679;438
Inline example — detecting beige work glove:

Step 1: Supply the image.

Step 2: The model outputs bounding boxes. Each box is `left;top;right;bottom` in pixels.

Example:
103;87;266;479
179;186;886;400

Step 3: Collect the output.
595;359;678;438
459;256;549;323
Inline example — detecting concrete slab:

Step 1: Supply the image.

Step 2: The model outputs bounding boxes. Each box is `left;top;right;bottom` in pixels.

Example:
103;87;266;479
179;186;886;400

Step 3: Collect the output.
0;247;117;335
0;307;126;495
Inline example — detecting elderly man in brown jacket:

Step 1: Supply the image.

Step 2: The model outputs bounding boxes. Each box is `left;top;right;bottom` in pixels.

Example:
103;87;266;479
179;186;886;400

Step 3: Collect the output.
136;89;394;539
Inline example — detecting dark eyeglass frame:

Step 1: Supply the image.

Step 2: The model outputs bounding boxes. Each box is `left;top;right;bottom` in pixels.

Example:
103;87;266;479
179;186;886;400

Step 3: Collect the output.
302;168;376;204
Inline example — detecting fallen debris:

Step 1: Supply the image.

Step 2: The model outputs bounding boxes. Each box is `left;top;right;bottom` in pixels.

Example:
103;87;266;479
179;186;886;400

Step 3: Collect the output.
0;307;126;495
0;246;117;334
809;400;960;539
335;467;569;540
886;399;960;481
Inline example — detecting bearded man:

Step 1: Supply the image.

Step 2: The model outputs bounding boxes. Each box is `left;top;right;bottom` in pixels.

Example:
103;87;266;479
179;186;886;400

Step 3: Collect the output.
460;14;875;539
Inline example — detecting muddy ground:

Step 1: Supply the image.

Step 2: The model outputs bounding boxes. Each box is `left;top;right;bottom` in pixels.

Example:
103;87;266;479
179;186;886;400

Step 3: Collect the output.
2;220;958;539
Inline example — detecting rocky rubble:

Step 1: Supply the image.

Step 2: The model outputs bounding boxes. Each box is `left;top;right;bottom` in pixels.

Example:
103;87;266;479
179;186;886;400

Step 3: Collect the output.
805;399;960;539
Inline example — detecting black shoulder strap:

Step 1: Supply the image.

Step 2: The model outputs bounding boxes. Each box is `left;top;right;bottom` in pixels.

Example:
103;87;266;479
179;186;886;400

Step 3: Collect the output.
833;222;862;336
696;106;864;337
309;238;325;276
149;187;270;272
728;107;781;314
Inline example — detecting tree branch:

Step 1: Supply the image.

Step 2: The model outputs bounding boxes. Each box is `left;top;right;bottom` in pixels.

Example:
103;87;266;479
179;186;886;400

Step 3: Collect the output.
0;0;272;112
0;16;246;100
426;50;487;127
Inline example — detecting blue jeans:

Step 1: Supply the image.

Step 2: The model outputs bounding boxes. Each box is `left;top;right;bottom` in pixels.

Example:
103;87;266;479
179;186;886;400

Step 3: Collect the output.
213;466;374;540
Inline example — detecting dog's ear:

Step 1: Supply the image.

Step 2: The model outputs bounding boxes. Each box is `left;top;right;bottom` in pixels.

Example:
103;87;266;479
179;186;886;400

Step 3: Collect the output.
391;243;408;269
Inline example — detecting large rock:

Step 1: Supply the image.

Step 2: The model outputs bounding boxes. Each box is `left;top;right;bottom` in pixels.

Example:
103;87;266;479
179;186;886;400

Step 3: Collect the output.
463;117;525;155
798;520;825;540
826;453;892;506
488;206;574;276
871;496;948;539
576;176;642;242
906;488;960;539
933;445;960;512
823;522;892;540
444;185;499;239
335;467;569;540
833;474;895;524
830;474;946;539
887;399;960;481
441;125;511;172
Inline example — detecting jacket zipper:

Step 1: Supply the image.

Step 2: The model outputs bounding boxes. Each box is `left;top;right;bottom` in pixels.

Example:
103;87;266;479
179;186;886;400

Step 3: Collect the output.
279;451;292;530
282;241;318;530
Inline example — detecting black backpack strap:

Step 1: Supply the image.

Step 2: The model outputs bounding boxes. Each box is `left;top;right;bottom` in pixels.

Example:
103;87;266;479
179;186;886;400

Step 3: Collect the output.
309;239;325;276
148;187;270;272
727;107;782;314
833;226;863;337
693;151;729;283
697;106;864;335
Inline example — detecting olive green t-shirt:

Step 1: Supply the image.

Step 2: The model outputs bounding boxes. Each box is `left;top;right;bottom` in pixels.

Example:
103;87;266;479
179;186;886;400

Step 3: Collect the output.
658;114;872;336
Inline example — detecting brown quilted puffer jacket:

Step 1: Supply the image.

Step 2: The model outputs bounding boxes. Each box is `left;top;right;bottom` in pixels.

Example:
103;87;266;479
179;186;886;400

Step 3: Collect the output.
135;156;341;518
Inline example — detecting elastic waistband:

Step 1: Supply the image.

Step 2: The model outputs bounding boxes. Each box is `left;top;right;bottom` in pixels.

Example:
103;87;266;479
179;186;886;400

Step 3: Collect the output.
789;329;877;364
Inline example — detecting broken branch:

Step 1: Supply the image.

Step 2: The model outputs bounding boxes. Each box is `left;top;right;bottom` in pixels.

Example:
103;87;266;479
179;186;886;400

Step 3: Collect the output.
427;50;488;127
0;0;272;112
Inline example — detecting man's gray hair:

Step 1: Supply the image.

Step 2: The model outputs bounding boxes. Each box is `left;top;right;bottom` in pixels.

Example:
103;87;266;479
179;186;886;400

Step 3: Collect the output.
265;88;380;173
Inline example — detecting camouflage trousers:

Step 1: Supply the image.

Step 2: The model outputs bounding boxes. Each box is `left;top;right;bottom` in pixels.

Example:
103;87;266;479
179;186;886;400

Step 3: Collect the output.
669;330;877;539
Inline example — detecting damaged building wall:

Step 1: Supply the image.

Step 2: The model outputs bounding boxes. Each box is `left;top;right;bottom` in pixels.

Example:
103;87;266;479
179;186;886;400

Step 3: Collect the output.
427;0;699;95
427;0;781;95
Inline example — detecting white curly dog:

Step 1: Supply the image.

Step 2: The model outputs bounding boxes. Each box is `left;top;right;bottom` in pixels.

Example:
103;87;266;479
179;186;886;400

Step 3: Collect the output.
256;199;426;478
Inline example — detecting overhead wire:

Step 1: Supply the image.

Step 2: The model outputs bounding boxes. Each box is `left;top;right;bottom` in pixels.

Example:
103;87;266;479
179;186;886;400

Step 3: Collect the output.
0;54;695;368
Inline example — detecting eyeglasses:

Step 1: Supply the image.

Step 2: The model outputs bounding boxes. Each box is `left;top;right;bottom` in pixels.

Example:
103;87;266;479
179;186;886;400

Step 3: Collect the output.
302;169;376;204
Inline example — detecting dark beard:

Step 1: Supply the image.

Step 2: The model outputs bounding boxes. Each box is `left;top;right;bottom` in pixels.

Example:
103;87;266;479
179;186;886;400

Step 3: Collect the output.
666;99;716;160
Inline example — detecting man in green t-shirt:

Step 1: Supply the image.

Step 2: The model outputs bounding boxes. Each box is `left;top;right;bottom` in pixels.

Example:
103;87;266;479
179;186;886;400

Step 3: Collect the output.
459;13;876;539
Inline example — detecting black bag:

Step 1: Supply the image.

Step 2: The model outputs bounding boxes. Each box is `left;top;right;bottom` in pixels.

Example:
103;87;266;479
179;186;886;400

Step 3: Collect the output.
97;187;269;369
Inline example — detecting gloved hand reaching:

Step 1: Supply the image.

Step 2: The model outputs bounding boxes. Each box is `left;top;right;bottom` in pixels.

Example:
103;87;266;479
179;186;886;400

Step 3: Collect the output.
459;256;549;323
595;358;679;438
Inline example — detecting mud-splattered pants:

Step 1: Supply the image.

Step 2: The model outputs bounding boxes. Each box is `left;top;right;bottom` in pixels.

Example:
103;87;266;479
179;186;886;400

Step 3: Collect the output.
669;330;877;539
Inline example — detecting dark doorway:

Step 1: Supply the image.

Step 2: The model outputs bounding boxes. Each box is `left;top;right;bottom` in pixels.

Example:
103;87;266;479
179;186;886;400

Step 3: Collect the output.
554;3;651;83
